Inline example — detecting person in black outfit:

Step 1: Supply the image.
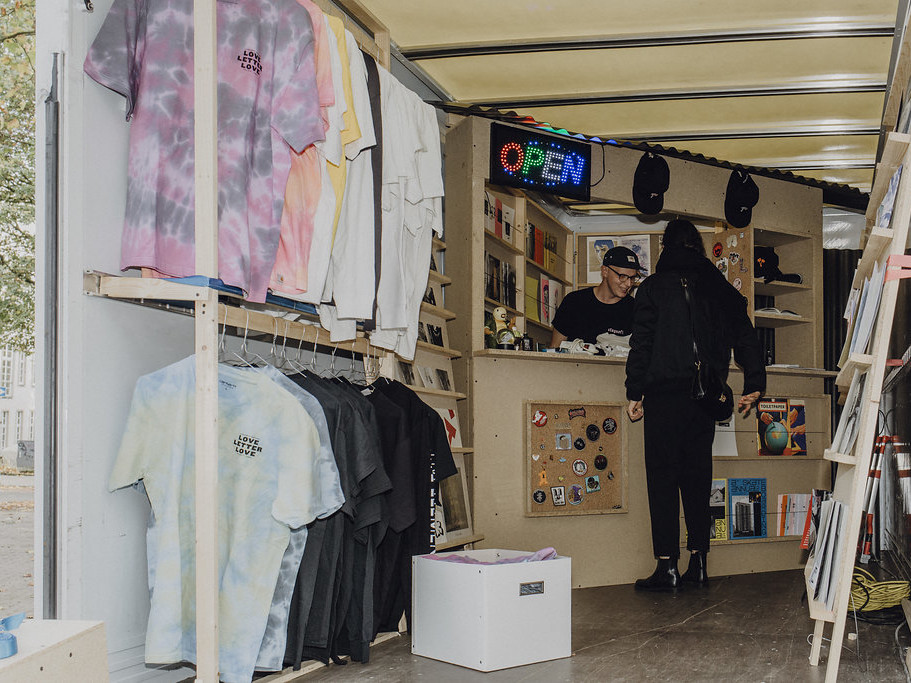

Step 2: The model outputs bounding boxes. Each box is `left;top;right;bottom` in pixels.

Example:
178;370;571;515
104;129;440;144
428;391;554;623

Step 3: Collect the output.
550;246;642;346
625;219;766;591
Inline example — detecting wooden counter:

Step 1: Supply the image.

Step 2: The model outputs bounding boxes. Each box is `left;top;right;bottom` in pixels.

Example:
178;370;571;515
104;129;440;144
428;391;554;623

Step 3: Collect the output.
457;350;831;589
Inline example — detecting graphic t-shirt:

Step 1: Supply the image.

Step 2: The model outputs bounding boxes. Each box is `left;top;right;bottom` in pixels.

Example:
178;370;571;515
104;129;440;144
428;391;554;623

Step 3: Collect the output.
83;0;324;302
109;357;343;683
551;287;635;343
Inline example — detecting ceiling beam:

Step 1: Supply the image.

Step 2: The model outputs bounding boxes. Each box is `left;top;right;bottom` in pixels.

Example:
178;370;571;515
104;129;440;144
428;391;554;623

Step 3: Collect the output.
617;127;880;143
473;83;887;109
403;26;894;60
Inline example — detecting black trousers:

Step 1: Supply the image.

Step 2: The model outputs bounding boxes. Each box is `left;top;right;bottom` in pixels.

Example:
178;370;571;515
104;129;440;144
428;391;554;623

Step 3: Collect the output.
643;389;716;559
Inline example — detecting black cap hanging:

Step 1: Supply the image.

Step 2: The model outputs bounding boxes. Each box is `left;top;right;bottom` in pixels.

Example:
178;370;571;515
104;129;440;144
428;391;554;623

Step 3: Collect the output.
632;152;670;215
724;170;759;228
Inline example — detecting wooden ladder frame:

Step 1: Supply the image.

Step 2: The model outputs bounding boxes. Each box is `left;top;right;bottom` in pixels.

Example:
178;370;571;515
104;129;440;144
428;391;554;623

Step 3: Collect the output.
807;131;911;681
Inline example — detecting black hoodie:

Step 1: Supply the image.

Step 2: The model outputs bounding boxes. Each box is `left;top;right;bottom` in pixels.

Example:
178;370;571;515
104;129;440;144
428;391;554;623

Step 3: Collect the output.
625;245;766;401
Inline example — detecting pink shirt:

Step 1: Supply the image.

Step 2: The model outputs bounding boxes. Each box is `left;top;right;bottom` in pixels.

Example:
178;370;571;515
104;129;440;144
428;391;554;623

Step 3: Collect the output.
84;0;324;302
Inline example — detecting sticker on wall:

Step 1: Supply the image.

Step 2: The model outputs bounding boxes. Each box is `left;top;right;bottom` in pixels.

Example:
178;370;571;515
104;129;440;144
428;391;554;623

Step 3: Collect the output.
586;424;601;441
532;453;539;461
538;467;548;487
532;410;548;427
594;454;607;470
726;234;738;248
573;437;586;451
551;486;566;506
602;417;617;434
715;257;728;276
555;432;572;450
568;407;586;419
729;252;740;265
712;242;723;258
585;475;601;493
568;484;584;505
532;489;547;504
572;459;588;476
558;475;565;482
607;470;615;480
732;277;743;291
558;457;567;463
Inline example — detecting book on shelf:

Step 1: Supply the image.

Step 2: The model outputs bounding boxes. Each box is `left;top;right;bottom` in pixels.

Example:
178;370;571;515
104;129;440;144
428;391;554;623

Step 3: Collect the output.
494;197;503;239
710;478;728;542
525;275;540;323
526;221;535;259
728;477;767;540
549;280;563;324
539;276;551;326
502;204;515;245
502;261;517;309
534;227;545;265
485;252;501;302
756;398;806;456
484;193;495;233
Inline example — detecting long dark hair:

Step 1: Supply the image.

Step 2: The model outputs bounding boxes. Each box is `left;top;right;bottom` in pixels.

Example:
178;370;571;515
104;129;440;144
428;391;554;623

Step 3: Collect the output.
661;219;705;256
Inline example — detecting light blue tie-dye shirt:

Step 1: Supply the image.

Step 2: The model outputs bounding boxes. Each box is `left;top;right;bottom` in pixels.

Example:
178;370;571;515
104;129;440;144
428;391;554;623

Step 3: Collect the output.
110;357;343;682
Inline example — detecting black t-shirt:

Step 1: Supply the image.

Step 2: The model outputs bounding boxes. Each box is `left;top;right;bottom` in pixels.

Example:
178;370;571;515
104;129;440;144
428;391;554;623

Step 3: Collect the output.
551;287;635;343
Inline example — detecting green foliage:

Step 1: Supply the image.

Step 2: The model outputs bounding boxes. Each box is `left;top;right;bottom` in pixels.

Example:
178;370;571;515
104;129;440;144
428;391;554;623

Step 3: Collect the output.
0;0;35;353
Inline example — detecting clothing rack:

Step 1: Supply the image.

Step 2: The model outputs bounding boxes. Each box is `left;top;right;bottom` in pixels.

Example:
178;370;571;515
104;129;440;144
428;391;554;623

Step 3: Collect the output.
122;2;390;680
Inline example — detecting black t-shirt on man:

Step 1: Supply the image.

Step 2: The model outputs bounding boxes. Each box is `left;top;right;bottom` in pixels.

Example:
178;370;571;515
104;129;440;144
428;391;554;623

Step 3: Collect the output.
551;287;635;344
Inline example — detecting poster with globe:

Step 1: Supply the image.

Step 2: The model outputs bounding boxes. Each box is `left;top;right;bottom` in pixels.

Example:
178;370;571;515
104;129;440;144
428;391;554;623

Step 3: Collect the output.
756;398;807;456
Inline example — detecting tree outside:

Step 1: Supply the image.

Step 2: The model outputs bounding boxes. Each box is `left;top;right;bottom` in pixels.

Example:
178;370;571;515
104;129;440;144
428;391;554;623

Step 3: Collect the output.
0;0;35;354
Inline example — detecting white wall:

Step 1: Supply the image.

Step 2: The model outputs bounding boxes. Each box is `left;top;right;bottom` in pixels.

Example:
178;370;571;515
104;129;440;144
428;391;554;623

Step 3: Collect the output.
37;1;194;679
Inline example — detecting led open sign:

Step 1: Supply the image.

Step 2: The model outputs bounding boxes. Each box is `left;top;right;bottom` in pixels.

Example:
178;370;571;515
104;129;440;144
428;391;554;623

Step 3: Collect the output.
489;122;591;201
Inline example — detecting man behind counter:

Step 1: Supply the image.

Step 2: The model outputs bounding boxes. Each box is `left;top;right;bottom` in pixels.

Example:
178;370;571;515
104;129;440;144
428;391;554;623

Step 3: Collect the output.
550;246;643;347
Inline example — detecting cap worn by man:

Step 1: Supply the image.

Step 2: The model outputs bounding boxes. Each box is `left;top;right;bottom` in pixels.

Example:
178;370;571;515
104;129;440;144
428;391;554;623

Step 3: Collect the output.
603;246;643;271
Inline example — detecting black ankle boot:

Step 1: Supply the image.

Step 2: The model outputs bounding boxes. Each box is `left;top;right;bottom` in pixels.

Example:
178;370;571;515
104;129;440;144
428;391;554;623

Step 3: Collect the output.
635;558;682;592
681;551;708;585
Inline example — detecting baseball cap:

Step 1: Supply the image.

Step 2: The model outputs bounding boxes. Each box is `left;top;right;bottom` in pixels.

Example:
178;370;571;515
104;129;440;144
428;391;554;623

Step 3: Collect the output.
724;170;759;228
603;246;642;271
632;152;670;215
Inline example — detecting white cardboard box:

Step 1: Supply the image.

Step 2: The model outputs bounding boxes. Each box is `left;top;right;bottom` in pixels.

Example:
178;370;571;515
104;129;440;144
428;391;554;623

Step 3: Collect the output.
0;620;108;682
411;549;571;671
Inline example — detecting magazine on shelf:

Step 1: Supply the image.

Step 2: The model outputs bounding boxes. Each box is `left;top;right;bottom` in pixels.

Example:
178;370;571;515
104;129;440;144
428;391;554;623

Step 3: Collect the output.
525;275;540;323
776;492;810;536
433;406;463;448
800;489;831;551
712;418;738;457
817;501;844;608
728;477;767;540
485;252;501;302
830;370;865;455
850;261;885;356
540;276;552;325
756;398;806;456
710;478;728;542
876;165;902;229
807;497;836;594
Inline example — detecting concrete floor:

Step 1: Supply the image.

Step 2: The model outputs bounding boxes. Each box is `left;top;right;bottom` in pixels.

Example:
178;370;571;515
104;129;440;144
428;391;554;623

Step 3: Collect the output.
295;570;908;682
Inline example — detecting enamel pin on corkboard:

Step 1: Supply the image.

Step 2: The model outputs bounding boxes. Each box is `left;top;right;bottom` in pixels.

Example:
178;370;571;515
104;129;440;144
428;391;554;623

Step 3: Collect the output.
525;401;628;516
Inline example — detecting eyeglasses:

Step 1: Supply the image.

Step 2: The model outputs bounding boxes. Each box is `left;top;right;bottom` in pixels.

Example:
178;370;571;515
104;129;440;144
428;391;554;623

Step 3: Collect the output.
606;266;640;284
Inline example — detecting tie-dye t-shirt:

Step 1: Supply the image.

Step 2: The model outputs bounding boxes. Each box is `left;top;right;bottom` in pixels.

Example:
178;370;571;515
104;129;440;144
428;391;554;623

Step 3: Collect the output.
109;357;343;682
83;0;324;302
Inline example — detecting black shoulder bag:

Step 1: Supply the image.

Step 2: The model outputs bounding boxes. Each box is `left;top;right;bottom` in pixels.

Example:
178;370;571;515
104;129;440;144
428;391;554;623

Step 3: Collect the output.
681;277;734;421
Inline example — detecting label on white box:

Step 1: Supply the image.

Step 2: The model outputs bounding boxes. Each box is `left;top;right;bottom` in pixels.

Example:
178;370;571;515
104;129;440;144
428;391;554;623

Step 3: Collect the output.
519;581;544;596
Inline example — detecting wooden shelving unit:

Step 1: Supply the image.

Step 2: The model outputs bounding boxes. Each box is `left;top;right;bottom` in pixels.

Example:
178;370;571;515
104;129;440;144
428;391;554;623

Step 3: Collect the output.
804;129;911;681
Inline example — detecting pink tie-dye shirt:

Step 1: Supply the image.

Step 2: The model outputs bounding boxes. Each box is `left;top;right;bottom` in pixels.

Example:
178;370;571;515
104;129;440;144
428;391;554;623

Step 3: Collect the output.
84;0;325;302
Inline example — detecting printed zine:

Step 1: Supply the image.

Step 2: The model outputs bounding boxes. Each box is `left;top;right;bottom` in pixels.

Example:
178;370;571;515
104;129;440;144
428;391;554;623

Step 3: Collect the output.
728;477;768;540
757;398;807;456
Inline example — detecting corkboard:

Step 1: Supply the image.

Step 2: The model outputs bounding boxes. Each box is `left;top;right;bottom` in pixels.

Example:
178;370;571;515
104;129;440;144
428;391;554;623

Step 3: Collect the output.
703;226;754;317
525;401;628;516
